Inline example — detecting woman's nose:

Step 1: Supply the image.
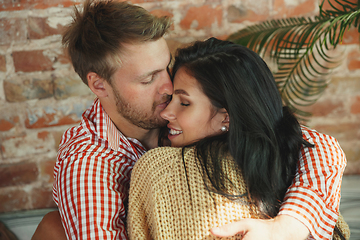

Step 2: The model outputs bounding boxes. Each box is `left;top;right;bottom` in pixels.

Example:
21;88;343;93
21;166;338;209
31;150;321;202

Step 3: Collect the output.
160;102;176;121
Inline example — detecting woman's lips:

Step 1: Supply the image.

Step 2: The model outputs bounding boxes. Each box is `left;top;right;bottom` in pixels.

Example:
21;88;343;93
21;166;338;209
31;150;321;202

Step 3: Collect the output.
169;129;183;135
167;126;183;140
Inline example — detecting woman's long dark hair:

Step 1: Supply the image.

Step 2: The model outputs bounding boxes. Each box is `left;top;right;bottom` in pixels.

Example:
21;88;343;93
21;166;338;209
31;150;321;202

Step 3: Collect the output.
172;37;313;218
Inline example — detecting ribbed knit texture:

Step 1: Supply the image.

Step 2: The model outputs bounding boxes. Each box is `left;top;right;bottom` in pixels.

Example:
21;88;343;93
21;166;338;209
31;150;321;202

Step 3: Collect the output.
336;214;350;240
128;146;350;240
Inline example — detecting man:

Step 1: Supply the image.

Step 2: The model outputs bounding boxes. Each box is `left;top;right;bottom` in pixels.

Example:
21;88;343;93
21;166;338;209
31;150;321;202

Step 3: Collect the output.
32;0;346;239
36;0;172;239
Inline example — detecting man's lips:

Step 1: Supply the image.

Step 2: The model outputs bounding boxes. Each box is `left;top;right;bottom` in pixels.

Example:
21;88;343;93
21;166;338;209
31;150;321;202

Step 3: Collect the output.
157;99;171;109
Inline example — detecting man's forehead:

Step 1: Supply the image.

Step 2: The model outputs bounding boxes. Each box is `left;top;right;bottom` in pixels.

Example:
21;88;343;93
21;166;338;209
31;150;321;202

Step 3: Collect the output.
116;40;167;73
119;39;169;61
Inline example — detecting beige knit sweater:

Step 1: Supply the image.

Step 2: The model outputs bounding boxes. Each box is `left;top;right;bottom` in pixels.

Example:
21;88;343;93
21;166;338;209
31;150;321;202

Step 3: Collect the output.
127;147;350;240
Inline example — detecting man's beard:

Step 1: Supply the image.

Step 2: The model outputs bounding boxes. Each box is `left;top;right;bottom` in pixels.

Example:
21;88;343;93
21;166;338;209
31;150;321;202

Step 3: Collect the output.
113;88;169;130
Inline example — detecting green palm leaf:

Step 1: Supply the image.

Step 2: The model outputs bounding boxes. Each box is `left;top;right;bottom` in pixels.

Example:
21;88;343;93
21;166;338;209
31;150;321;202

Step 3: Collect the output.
227;0;360;119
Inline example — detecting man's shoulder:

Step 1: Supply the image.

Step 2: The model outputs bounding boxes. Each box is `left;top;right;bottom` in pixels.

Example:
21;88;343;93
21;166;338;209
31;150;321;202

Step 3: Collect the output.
58;99;99;148
59;122;92;147
301;125;319;136
300;125;345;163
57;120;106;161
300;125;338;143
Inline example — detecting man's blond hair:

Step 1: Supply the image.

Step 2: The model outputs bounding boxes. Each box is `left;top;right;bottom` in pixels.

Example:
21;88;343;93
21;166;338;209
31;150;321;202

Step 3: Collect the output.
62;0;171;85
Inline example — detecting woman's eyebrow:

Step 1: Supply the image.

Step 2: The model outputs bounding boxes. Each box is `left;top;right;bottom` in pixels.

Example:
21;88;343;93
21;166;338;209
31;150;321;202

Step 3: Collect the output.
174;89;189;96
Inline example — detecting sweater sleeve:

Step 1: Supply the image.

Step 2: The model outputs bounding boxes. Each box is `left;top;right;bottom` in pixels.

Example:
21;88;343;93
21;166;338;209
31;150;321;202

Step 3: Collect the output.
278;126;347;240
127;151;153;240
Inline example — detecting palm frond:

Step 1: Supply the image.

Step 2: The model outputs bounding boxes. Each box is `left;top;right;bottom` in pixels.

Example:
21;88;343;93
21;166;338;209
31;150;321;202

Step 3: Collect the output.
227;0;360;119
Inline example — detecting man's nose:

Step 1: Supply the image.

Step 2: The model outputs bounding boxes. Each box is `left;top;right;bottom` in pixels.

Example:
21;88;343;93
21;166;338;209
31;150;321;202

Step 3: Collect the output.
158;72;173;96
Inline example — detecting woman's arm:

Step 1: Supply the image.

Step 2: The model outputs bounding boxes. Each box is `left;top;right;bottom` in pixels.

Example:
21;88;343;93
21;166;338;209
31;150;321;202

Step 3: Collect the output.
31;211;66;240
211;126;347;240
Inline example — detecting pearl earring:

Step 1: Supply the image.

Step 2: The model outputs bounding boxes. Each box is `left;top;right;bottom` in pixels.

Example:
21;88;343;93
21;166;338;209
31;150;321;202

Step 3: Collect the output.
221;126;227;132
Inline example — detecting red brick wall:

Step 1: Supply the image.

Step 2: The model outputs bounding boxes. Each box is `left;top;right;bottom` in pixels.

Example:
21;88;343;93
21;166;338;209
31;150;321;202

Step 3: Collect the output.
0;0;359;213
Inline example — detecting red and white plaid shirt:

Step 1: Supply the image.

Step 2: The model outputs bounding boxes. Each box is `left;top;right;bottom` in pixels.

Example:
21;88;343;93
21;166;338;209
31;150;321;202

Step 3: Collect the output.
279;125;346;240
53;98;146;240
53;98;346;240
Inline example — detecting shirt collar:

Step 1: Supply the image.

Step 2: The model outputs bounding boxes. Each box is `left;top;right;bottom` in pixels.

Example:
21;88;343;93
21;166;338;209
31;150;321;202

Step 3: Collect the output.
93;98;146;156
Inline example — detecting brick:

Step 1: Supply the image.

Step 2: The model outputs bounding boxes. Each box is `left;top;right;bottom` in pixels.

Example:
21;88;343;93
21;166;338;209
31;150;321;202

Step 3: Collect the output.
0;162;38;188
38;131;50;141
338;140;360;175
348;59;360;71
273;0;317;17
342;26;360;45
180;5;222;30
312;122;360;141
1;0;80;11
327;76;360;95
0;18;27;45
25;110;80;129
321;0;358;12
0;116;19;132
308;99;344;117
1;131;55;158
130;0;159;3
0;188;29;213
12;50;54;73
150;9;173;18
30;186;57;209
0;55;6;72
24;100;91;129
347;49;360;71
351;96;360;114
28;17;65;39
39;159;56;184
52;130;67;150
150;8;174;30
344;157;360;175
58;50;71;64
227;5;269;23
54;76;93;100
4;78;53;102
0;119;15;132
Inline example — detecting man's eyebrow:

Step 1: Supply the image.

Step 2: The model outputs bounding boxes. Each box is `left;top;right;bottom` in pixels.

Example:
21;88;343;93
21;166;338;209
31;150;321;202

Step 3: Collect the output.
174;89;189;96
136;54;172;81
135;69;162;81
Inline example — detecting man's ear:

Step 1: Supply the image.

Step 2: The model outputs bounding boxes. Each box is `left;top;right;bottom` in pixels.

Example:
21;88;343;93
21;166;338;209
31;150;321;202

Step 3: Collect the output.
87;72;108;98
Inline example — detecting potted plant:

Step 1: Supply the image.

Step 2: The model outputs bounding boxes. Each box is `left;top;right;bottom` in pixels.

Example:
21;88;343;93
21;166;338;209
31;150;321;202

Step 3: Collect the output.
227;0;360;119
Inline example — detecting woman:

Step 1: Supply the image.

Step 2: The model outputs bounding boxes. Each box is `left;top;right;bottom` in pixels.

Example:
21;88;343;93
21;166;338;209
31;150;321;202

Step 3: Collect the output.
127;38;349;240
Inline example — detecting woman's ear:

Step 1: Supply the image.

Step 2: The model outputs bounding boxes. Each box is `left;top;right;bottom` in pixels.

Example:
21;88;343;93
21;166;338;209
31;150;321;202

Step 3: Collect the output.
222;113;230;129
219;108;230;129
87;72;108;98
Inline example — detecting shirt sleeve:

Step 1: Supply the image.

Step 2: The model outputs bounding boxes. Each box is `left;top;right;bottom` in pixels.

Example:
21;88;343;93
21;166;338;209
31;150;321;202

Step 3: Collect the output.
278;127;347;240
53;151;131;240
